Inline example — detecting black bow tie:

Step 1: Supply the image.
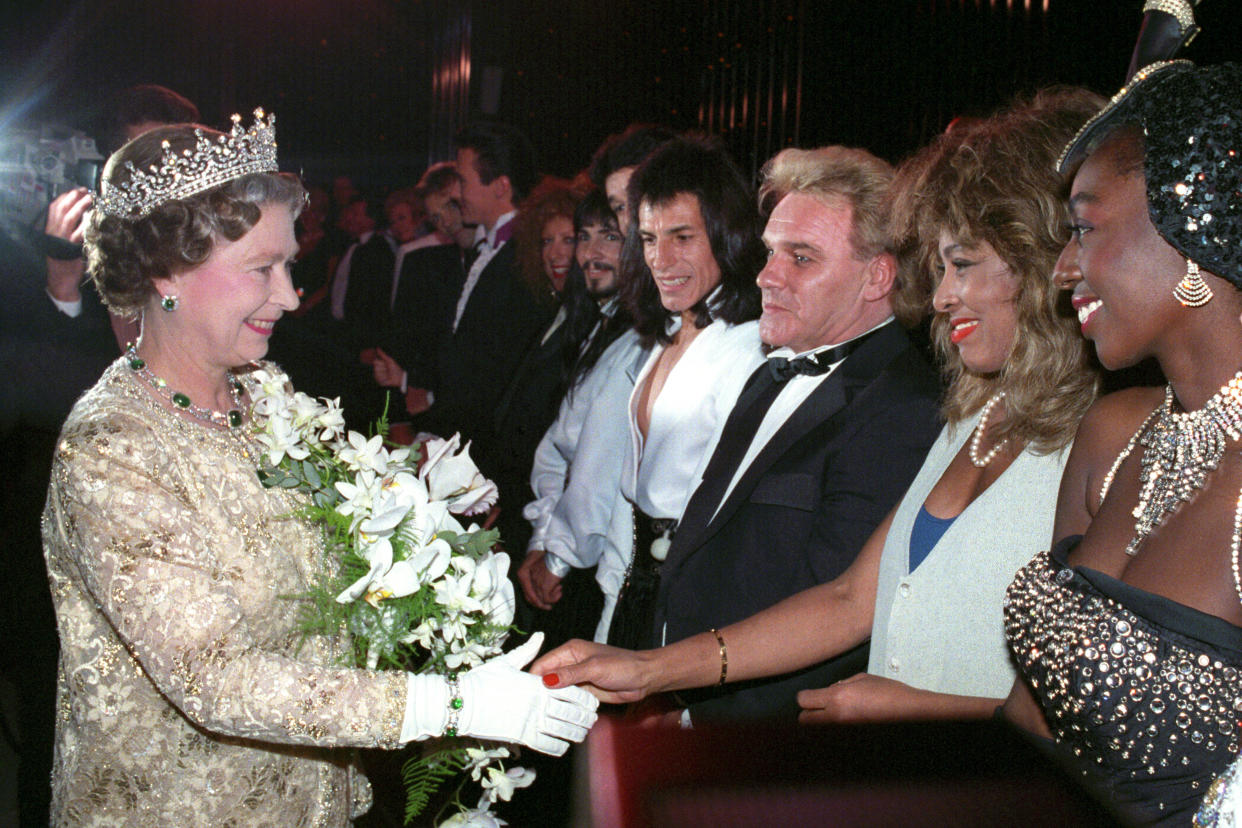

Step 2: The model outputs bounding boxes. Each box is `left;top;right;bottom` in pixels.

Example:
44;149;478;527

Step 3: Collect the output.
767;353;830;381
766;326;884;382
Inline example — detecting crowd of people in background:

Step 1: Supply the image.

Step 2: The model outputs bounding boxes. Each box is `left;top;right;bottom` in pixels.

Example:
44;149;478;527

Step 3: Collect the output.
4;20;1242;823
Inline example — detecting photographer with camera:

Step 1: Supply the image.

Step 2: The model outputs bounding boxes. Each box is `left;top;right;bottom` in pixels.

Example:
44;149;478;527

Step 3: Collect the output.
0;84;197;828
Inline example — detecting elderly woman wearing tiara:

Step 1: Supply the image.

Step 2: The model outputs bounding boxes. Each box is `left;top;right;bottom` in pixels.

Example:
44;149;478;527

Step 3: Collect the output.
42;112;596;826
1002;61;1242;826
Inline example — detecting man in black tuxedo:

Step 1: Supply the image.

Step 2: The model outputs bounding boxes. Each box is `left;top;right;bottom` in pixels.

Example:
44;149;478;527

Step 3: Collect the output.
399;122;551;445
373;164;473;407
651;146;942;723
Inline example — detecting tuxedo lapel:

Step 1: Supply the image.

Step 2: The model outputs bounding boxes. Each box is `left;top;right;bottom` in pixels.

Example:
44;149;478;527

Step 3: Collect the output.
685;370;848;554
668;322;911;565
667;364;771;553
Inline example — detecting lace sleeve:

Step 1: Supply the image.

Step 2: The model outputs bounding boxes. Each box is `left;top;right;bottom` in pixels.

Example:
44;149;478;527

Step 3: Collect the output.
47;412;408;750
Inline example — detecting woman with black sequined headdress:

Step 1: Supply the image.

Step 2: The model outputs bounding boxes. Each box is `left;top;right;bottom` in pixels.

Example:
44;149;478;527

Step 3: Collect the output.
1002;62;1242;826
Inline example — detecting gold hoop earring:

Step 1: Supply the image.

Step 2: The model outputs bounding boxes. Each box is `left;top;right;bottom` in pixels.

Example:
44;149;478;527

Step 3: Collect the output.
1173;259;1213;307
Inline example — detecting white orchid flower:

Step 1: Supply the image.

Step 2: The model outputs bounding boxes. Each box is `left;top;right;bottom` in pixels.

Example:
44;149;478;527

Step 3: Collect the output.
463;746;511;782
480;765;535;805
382;469;466;545
468;552;516;628
373;535;453;600
360;488;414;538
257;413;310;467
289;391;326;430
334;470;382;528
445;638;493;671
438;607;473;645
315;397;346;442
343;472;466;606
248;368;293;416
249;366;289;397
335;535;394;604
436;558;484;616
338;432;391;475
420;434;499;516
408;617;439;649
440;805;508;828
482;576;516;630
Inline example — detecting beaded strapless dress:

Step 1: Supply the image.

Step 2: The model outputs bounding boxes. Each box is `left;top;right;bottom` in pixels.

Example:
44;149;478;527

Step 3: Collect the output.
1005;536;1242;826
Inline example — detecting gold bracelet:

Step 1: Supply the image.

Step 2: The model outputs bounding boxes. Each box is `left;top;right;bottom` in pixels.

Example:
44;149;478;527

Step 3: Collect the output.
1143;0;1195;33
709;628;728;686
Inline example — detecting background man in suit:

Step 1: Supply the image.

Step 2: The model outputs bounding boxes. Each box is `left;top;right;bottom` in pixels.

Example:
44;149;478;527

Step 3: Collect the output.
373;164;471;404
651;146;942;723
396;121;551;444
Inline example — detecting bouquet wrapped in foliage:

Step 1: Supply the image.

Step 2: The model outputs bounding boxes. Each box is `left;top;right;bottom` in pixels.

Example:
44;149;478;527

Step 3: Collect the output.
249;367;531;824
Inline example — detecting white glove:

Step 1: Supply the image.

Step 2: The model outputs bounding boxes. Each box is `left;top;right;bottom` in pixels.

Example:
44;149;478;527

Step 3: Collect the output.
400;632;599;756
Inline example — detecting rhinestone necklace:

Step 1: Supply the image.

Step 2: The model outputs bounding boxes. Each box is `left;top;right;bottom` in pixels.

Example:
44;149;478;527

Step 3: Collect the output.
969;391;1009;468
1106;373;1242;557
126;344;245;429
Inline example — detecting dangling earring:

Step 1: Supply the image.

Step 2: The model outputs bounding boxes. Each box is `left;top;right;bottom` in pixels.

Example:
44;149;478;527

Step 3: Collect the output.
1173;259;1213;307
160;294;179;312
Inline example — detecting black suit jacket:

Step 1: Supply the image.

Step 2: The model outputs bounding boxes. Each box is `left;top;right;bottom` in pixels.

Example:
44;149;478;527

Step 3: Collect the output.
341;233;397;351
0;229;116;434
383;243;466;390
414;242;553;445
654;322;942;721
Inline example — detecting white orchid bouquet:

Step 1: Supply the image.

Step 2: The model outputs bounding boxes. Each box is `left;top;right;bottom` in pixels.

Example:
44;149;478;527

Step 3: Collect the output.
248;367;531;825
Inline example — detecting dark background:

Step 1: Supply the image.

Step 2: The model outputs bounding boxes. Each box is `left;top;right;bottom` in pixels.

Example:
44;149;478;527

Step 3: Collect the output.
2;0;1240;199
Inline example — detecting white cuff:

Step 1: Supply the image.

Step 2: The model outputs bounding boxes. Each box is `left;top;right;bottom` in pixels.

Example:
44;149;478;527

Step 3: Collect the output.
543;552;572;579
400;671;449;743
48;290;82;317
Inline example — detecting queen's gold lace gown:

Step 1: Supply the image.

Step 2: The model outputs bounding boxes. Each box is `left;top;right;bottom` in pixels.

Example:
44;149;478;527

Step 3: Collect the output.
42;359;408;826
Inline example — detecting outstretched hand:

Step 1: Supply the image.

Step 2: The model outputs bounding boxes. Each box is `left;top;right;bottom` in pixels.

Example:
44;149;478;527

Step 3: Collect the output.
458;632;599;756
530;639;656;705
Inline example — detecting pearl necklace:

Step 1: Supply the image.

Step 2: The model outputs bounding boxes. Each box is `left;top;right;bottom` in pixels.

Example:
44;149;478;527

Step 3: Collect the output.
969;391;1009;468
126;345;245;429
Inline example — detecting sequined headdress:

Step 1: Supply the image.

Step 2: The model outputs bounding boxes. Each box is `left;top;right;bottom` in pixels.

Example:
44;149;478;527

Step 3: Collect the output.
1057;61;1242;286
96;108;278;219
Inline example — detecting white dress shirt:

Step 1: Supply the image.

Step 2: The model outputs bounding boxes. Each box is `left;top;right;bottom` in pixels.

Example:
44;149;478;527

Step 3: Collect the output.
451;210;516;332
391;234;446;311
329;230;374;320
550;316;762;641
624;317;764;520
710;317;895;523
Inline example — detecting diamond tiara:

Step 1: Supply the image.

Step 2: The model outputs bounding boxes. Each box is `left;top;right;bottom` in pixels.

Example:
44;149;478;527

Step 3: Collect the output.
96;108;279;219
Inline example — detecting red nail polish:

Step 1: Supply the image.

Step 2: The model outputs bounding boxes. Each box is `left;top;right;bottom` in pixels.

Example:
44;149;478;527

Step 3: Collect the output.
542;673;560;687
